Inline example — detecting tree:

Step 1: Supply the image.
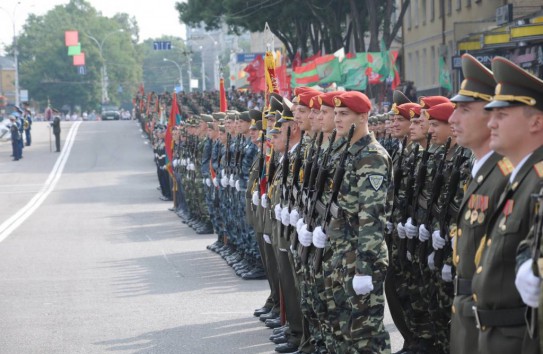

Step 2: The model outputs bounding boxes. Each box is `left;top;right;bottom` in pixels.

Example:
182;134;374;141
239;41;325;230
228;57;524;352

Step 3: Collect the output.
176;0;410;60
15;0;142;111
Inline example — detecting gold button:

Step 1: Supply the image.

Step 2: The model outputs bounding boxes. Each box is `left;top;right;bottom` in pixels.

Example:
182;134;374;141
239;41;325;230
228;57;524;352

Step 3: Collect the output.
452;305;456;314
456;255;460;263
473;293;478;302
486;238;492;247
458;228;463;237
477;266;483;274
477;175;483;183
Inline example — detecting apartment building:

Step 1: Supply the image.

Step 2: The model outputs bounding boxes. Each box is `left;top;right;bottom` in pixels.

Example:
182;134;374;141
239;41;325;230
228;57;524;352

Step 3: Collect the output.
403;0;543;96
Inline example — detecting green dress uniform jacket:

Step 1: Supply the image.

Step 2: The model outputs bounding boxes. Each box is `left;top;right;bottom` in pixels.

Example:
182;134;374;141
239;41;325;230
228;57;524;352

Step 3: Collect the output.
450;152;510;354
472;145;543;354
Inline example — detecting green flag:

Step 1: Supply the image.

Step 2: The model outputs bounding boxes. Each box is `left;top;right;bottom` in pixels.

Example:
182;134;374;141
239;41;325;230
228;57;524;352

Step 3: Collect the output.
68;43;81;56
314;55;342;84
439;57;452;91
340;53;369;90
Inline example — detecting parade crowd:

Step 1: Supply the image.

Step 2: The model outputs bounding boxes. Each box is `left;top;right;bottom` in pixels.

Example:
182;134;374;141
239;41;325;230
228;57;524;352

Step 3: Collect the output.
138;54;543;354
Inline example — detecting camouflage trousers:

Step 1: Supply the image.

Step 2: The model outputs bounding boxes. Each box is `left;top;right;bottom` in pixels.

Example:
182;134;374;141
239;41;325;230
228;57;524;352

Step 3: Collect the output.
323;245;390;354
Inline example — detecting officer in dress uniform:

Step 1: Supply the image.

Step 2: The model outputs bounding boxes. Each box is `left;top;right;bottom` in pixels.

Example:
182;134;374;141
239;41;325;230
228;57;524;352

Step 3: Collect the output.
471;56;543;354
447;53;509;354
51;109;62;152
22;102;32;146
9;112;22;161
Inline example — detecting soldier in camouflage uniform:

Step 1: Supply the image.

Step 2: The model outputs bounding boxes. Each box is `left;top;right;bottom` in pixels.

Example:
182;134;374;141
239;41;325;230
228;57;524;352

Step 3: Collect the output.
312;91;392;353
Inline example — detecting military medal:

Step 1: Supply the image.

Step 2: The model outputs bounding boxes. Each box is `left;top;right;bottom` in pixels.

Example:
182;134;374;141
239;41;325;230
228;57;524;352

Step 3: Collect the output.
466;195;476;221
477;212;485;224
478;196;488;224
470;210;478;224
465;210;471;220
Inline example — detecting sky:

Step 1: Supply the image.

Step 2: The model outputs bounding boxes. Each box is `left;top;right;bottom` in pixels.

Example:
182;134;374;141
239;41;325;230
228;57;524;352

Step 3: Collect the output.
0;0;187;53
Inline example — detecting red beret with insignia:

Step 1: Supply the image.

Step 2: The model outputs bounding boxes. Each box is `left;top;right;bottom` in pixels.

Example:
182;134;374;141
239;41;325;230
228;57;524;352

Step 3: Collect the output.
318;91;339;108
333;91;372;114
423;102;455;122
419;96;450;109
309;95;321;110
393;102;420;120
298;91;321;107
409;105;422;119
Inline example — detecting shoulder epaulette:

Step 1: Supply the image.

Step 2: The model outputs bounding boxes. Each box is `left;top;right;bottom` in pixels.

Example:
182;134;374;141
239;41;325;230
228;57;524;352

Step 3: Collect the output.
534;161;543;178
498;157;514;176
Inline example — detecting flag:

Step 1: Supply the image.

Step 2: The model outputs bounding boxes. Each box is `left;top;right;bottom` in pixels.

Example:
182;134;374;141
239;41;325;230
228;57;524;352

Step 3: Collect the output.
264;51;279;94
164;93;181;174
65;31;78;46
340;53;369;90
244;55;265;92
68;43;81;56
314;54;342;84
219;77;227;112
291;61;319;87
73;53;85;66
439;57;453;91
302;50;321;64
291;50;302;70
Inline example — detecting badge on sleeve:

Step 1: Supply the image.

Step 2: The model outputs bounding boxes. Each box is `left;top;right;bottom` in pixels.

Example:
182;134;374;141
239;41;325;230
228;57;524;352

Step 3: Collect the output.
369;175;384;191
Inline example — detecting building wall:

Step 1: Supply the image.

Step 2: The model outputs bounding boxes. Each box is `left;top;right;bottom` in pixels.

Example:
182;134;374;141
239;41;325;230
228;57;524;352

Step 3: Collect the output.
403;0;502;96
0;68;15;104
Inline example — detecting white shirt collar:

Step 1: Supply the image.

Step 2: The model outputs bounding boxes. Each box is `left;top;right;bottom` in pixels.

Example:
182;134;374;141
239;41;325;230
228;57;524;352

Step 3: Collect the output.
510;153;533;183
471;151;494;178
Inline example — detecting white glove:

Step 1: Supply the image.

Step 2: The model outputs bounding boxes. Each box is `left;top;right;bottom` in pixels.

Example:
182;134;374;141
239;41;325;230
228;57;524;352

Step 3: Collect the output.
274;204;282;221
220;175;228;188
427;252;436;270
385;221;394;234
296;218;305;234
442;265;453;282
298;224;313;247
261;194;268;208
263;234;271;244
173;159;179;167
229;174;235;187
202;178;206;185
205;178;211;187
188;162;195;171
290;209;301;226
155;153;159;159
419;224;430;242
252;191;260;206
405;218;418;239
212;177;219;187
406;251;412;262
312;226;327;249
281;207;290;226
515;259;541;308
235;180;242;192
221;169;226;178
352;275;373;295
397;223;407;239
432;230;446;250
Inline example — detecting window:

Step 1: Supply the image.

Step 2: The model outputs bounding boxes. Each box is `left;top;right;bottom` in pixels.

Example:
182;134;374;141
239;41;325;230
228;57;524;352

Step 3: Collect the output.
431;46;436;85
408;52;413;81
414;0;419;27
415;50;420;85
430;0;435;21
422;0;427;24
423;48;427;86
448;0;452;15
456;0;461;11
466;0;471;7
407;3;412;30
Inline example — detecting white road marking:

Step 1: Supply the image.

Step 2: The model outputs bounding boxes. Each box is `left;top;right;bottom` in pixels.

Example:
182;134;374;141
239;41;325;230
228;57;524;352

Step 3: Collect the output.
0;121;82;242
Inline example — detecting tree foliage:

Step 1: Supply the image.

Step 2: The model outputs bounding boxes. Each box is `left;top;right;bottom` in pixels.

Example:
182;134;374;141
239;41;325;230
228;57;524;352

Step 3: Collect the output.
15;0;142;111
176;0;409;60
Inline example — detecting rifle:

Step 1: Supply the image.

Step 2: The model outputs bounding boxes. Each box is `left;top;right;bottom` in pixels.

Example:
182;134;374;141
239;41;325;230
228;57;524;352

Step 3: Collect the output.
225;133;231;179
301;129;337;265
288;130;305;248
435;147;467;268
279;126;292;239
313;125;354;271
257;132;265;197
418;137;451;268
385;136;408;245
531;185;543;277
407;133;433;258
399;144;420;267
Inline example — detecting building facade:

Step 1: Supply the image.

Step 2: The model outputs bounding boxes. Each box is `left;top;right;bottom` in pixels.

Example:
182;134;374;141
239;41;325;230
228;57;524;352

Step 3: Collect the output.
403;0;543;97
0;56;16;105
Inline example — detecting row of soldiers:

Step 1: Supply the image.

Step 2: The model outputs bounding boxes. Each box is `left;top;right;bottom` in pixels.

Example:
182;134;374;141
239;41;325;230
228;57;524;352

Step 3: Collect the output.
7;102;33;161
143;52;543;354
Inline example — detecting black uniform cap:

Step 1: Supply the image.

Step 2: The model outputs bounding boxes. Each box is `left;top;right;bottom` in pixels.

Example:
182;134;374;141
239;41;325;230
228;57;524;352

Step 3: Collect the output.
451;54;495;103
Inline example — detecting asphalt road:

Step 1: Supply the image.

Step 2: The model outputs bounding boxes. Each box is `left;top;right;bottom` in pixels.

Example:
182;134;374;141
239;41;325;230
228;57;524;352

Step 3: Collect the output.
0;120;402;354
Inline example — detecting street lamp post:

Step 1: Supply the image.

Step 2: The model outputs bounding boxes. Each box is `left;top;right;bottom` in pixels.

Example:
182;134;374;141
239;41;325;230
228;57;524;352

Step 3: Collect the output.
84;29;123;104
199;46;206;91
163;58;183;91
0;5;20;106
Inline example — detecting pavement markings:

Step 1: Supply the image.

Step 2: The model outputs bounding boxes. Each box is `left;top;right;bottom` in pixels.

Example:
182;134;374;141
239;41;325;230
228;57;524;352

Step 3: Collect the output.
0;121;82;242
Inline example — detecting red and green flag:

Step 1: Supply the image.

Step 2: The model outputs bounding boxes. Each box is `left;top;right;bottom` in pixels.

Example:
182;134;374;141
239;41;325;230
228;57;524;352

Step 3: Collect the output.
68;43;81;56
340;53;369;90
291;61;319;87
314;54;342;84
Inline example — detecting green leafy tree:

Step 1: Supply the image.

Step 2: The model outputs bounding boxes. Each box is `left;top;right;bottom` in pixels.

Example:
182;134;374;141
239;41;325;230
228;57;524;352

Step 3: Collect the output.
15;0;142;111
